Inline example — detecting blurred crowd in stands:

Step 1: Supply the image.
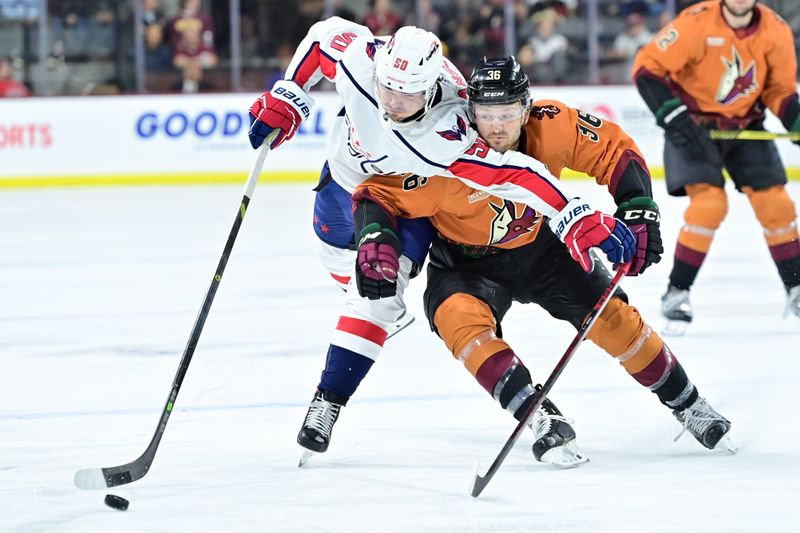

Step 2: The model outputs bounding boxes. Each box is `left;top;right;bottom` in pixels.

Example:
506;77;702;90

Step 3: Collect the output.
1;0;799;97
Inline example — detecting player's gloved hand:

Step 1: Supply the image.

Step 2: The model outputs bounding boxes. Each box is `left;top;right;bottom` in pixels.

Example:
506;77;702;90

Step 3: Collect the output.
549;198;636;273
356;222;401;300
656;98;707;148
248;80;314;149
779;98;800;147
789;124;800;148
614;197;663;276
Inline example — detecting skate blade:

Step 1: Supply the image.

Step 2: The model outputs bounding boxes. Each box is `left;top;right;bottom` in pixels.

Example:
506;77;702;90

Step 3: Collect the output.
298;449;315;467
662;319;689;337
386;312;415;340
539;440;589;469
715;435;738;455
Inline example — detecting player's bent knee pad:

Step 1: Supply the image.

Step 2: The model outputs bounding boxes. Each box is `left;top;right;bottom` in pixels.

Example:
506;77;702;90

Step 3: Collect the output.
745;184;797;232
433;293;508;374
587;297;663;371
685;184;728;229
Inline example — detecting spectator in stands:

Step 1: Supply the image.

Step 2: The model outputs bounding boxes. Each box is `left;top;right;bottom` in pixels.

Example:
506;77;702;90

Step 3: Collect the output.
438;0;479;46
0;56;30;97
143;0;171;70
476;0;506;58
608;12;653;82
519;8;569;84
53;2;90;60
363;0;402;36
413;0;442;34
446;15;484;78
87;1;116;59
167;0;216;93
168;0;214;53
173;25;217;93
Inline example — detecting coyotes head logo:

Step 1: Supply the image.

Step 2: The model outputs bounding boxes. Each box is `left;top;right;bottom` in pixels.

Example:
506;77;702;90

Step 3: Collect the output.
716;46;757;105
489;199;541;245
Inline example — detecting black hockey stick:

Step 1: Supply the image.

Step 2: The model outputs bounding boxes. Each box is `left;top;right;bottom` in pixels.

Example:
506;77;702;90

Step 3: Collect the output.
469;263;629;498
74;133;277;490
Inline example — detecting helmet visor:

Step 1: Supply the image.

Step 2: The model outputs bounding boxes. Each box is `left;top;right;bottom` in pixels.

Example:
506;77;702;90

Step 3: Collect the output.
471;102;527;124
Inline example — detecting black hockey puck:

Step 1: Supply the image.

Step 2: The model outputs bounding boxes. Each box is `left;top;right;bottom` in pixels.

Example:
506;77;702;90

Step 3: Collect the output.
104;494;129;511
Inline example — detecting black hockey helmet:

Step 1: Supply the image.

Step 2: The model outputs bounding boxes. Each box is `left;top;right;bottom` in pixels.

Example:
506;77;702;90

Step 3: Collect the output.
467;56;531;114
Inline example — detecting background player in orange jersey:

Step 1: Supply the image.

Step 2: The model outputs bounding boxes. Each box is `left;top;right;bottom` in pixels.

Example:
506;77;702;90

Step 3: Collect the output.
353;56;735;454
634;0;800;334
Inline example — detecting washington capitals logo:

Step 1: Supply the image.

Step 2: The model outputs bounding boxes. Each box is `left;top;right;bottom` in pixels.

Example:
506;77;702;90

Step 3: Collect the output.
488;200;541;245
437;114;467;141
716;46;757;105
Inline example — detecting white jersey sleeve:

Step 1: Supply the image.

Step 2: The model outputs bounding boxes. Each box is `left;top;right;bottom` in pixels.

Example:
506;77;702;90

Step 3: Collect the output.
284;17;375;92
443;138;570;218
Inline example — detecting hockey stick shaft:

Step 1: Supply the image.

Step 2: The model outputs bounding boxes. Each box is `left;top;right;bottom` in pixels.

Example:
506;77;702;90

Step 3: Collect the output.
709;130;800;141
74;135;276;490
469;263;629;498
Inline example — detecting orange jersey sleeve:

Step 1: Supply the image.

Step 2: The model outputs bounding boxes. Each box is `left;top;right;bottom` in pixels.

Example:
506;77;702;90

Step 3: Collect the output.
522;100;650;196
355;173;446;219
633;1;797;121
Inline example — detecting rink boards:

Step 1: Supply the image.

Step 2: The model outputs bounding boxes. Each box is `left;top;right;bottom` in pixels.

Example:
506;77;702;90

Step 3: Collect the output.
2;86;800;187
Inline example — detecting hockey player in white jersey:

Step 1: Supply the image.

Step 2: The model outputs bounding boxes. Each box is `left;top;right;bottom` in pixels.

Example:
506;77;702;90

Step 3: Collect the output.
247;18;637;464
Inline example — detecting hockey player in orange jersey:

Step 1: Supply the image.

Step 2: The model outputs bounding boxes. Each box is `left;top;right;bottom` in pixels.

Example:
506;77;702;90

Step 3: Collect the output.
353;56;735;454
633;0;800;334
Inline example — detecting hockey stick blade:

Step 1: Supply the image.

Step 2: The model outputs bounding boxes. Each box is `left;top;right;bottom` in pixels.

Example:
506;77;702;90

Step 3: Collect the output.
74;461;143;490
709;129;800;141
74;135;277;490
470;264;629;498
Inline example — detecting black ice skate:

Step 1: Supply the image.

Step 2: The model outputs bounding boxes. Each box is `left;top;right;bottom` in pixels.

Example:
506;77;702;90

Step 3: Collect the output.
673;397;736;453
661;286;693;336
530;393;588;468
297;389;347;466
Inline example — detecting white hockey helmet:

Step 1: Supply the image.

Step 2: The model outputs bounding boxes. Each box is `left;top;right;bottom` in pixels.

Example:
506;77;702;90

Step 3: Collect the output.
375;26;443;97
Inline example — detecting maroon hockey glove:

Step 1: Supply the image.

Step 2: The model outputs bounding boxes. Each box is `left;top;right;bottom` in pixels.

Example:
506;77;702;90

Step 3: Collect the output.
356;222;401;300
549;198;636;273
614;197;663;276
248;80;314;149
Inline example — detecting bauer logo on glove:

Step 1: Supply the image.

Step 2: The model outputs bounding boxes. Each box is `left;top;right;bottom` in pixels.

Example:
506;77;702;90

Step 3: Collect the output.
548;198;636;273
248;80;315;150
551;202;592;241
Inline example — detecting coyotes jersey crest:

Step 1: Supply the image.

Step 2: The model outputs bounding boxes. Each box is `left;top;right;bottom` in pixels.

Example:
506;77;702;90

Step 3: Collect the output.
716;46;757;105
488;199;541;245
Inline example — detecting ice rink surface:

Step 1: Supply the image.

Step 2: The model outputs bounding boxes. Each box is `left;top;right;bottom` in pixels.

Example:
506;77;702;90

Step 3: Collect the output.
1;179;798;532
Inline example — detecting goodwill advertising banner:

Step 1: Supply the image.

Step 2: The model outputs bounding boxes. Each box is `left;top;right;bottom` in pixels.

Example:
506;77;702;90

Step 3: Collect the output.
1;87;799;187
0;92;331;186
